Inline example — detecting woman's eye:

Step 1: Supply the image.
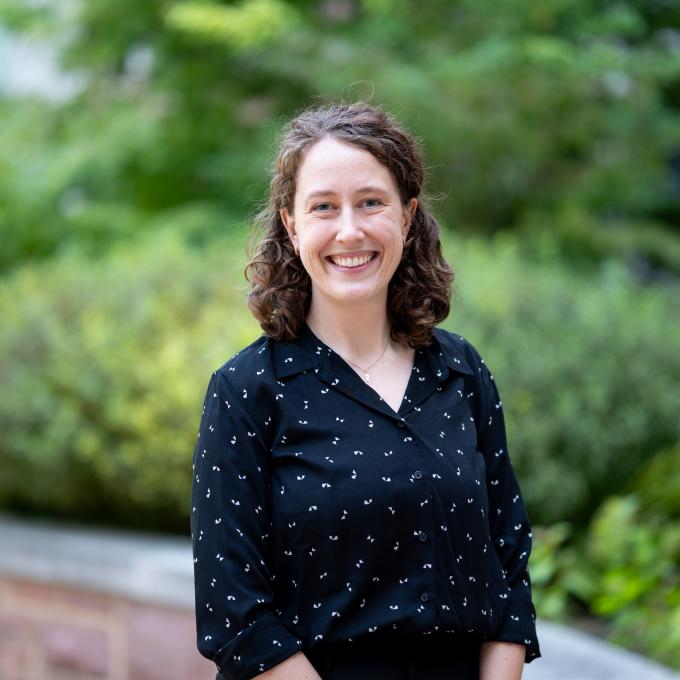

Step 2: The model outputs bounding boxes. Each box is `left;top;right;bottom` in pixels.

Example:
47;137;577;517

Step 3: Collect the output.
312;203;334;212
362;198;383;208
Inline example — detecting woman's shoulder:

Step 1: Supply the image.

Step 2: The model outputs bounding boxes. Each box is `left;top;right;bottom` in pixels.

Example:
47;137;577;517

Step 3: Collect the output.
431;325;486;375
210;333;289;399
432;325;469;351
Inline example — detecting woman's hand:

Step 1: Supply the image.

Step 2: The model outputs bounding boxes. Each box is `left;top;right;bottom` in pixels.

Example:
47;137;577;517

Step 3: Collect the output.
479;640;525;680
253;651;323;679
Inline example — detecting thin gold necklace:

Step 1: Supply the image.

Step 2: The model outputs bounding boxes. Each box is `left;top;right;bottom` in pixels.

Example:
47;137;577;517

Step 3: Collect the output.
341;336;390;384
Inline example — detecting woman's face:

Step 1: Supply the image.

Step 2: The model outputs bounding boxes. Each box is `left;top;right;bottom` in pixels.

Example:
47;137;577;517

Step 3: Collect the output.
281;137;417;313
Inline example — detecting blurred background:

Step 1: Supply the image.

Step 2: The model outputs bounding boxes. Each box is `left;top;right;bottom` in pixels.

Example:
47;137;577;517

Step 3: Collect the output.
1;0;679;677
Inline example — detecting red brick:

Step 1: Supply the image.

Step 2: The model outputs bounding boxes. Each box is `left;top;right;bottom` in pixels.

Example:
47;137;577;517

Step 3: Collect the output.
127;603;214;680
5;578;116;614
0;576;215;680
44;621;110;676
0;624;46;680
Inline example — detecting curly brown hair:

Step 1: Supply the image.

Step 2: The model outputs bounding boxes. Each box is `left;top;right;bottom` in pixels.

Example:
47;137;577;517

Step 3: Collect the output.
245;102;454;348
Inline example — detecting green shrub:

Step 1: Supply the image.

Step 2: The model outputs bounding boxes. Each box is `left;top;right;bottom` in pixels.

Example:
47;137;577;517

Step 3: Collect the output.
446;232;680;524
531;492;680;669
1;228;678;532
527;522;597;620
626;443;680;519
530;445;680;668
586;495;680;668
0;226;260;532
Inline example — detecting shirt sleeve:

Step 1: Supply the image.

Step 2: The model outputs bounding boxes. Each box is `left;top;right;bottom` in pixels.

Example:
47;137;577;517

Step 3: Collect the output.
190;368;303;680
473;350;542;663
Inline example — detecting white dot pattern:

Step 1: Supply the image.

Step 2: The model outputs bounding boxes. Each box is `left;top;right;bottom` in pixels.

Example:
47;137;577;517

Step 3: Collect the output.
190;322;541;679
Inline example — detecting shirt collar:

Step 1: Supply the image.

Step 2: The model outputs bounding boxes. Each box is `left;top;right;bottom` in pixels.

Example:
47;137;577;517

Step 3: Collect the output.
271;322;329;380
272;322;475;380
430;327;476;377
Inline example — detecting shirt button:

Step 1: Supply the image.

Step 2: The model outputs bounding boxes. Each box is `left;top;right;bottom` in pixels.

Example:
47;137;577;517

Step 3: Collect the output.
413;470;423;480
418;531;428;542
397;420;406;428
420;593;429;603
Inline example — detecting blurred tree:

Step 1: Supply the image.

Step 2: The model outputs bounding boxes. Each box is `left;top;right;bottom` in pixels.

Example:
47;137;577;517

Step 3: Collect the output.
0;0;679;272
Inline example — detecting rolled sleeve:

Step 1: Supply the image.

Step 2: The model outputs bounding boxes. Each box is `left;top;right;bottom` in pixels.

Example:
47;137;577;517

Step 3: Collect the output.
473;351;541;663
190;369;303;679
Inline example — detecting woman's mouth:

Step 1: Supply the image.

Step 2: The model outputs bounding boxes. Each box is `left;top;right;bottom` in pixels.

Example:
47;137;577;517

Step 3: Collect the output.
326;252;378;269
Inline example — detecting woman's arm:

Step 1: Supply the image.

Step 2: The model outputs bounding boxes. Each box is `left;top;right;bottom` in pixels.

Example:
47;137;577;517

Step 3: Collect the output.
191;369;303;680
253;652;322;680
480;641;526;680
470;344;541;663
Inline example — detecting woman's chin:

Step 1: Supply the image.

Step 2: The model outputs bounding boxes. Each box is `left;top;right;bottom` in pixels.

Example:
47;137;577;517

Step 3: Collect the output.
327;286;388;306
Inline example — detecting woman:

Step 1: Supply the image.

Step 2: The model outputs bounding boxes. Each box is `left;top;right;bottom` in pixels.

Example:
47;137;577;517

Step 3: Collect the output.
190;102;541;680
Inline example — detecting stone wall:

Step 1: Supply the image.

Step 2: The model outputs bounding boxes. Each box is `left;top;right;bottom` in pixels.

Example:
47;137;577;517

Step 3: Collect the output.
0;577;213;680
0;515;214;680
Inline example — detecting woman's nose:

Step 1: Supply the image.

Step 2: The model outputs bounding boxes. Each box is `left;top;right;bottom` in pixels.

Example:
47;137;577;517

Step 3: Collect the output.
336;207;364;241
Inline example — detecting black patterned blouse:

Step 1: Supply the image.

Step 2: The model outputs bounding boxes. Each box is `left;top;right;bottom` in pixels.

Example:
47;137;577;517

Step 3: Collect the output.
190;321;541;680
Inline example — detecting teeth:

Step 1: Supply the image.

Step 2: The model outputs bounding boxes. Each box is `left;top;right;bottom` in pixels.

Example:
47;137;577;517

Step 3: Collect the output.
330;254;374;268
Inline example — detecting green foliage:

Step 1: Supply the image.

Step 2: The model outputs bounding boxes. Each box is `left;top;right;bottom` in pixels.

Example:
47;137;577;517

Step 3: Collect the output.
0;2;55;33
0;226;260;532
531;490;680;669
444;232;680;525
626;443;680;519
1;227;678;534
528;522;597;619
165;0;300;49
530;446;680;669
0;94;245;270
529;409;680;669
587;495;680;668
1;0;679;271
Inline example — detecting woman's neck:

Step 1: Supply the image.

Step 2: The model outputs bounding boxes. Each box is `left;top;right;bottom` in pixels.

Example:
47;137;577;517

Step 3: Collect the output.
305;299;392;366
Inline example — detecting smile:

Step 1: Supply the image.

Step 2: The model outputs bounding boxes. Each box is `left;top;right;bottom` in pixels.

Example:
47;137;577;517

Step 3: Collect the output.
327;252;378;268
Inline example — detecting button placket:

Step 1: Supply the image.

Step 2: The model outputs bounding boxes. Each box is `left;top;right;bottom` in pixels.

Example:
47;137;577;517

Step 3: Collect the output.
396;412;437;625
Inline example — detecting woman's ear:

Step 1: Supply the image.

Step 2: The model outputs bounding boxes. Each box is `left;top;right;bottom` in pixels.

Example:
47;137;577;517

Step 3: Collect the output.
280;208;298;252
280;207;291;230
403;198;418;238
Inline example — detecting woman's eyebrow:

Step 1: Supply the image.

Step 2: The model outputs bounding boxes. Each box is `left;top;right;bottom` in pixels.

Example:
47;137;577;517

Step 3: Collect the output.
304;190;335;201
304;186;389;201
355;185;389;195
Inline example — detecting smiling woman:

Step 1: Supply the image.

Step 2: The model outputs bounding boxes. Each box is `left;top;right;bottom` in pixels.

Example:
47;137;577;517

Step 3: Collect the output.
244;103;454;350
280;136;417;320
190;103;541;680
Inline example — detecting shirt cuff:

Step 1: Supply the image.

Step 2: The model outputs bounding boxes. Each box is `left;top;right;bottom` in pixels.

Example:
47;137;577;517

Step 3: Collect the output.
483;596;542;663
212;612;304;680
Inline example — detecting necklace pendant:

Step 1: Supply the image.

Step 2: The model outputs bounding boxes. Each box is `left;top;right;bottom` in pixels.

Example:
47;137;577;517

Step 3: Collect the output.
364;373;371;383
